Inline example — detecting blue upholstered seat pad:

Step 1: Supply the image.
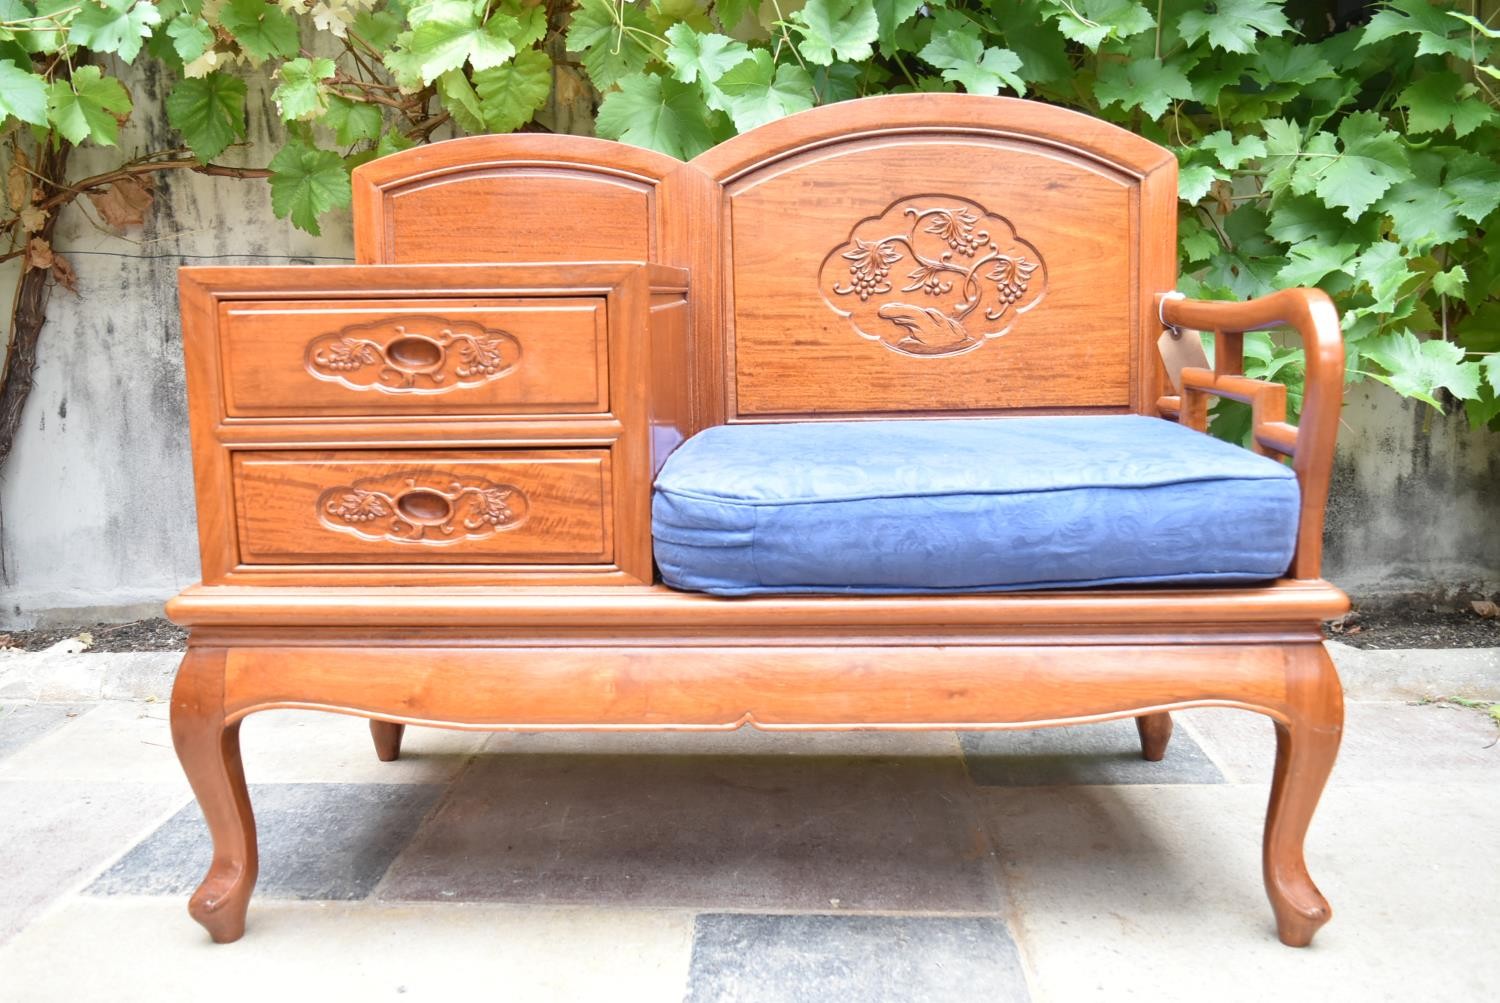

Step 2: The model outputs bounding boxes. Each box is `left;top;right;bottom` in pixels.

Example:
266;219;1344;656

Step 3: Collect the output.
651;415;1300;595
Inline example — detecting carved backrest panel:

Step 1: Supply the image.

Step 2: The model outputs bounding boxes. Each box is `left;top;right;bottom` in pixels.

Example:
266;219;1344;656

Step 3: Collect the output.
691;96;1178;421
352;135;681;265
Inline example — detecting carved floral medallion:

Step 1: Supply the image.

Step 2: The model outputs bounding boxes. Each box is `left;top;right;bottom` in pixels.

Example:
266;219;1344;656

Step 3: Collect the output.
305;316;521;393
818;196;1047;358
318;471;528;544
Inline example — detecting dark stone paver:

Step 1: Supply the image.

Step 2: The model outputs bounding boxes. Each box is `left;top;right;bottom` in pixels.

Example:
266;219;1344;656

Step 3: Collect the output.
685;913;1030;1002
87;783;442;899
380;752;1003;912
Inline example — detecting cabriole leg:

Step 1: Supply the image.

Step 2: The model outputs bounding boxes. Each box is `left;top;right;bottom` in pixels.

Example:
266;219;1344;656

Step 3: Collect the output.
171;647;258;944
1263;644;1343;947
369;720;406;762
1135;712;1173;761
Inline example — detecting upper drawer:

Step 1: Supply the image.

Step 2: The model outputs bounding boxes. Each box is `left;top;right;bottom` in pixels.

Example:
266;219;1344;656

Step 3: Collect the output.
219;298;608;417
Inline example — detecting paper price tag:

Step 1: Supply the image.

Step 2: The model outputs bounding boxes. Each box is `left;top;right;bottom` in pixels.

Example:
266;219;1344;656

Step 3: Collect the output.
1157;327;1209;395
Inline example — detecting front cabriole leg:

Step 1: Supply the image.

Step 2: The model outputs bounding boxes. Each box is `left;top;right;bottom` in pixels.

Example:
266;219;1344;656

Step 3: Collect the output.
1263;644;1343;947
171;646;258;943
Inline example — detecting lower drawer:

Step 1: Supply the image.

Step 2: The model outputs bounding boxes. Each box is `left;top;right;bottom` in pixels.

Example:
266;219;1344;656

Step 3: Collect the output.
232;449;611;565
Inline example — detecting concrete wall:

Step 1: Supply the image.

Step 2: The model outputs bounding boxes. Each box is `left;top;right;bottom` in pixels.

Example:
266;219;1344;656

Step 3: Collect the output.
2;72;1498;627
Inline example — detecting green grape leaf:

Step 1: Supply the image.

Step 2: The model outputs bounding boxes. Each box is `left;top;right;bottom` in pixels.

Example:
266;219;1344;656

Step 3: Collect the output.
1351;240;1413;315
792;0;879;66
1260;117;1305;191
1198;130;1267;170
473;47;553;132
267;139;352;235
0;61;48;127
1313;111;1411;221
1178;0;1290;54
873;0;921;49
273;56;336;121
323;95;382;145
567;0;654;89
812;61;864;103
1001;9;1072;83
70;0;162;62
1431;265;1467;299
595;72;713;159
409;11;531;83
1359;0;1487;59
1178;214;1221;261
436;68;486;132
715;49;815;131
1397;72;1495;138
715;0;756;31
166;71;247;160
649;0;711;30
374;128;417;158
920;31;1024;96
1275;241;1359;288
664;24;748;85
1177;164;1217;204
165;14;214;62
218;0;299;62
1094;57;1193;119
1376;153;1464;251
1362;330;1481;406
1045;0;1154;51
1250;39;1335;86
1446;153;1500;224
47;65;132;145
353;9;403;49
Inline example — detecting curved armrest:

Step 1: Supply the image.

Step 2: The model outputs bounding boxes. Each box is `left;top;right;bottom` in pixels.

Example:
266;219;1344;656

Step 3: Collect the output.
1154;289;1344;581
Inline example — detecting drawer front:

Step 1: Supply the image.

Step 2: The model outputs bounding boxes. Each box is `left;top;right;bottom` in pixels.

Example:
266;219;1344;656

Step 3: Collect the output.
220;298;608;416
233;450;612;565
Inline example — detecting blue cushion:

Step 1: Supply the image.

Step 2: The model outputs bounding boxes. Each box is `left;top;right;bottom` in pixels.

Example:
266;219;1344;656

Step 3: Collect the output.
651;415;1300;595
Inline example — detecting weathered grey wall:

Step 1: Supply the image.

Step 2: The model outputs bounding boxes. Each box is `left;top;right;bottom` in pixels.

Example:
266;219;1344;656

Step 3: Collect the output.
0;62;351;627
2;70;1498;628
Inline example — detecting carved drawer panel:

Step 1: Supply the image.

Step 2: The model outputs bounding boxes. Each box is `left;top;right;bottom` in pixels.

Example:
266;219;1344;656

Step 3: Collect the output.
232;449;612;565
219;298;608;417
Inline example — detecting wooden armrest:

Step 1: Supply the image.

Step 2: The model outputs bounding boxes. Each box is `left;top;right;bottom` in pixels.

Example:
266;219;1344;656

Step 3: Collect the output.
1153;289;1343;580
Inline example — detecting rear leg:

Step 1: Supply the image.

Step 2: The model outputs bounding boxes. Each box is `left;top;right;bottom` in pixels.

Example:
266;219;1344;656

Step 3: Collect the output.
1135;712;1173;761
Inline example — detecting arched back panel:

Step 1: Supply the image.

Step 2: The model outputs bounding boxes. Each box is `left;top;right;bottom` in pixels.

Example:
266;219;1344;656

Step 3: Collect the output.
690;96;1178;422
351;135;683;264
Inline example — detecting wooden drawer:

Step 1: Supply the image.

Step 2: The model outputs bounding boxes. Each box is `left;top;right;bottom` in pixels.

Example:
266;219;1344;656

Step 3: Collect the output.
219;298;608;417
232;450;611;565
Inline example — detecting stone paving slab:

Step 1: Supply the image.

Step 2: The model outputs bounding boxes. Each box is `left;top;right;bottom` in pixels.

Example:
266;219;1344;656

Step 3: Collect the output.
0;898;697;1002
1178;702;1500;785
0;780;187;944
685;913;1030;1003
987;780;1500;1001
0;701;85;758
960;718;1224;786
90;783;444;900
378;750;1004;913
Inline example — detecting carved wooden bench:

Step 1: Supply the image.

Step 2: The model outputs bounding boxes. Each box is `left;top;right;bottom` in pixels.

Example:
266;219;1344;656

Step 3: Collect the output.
167;94;1347;947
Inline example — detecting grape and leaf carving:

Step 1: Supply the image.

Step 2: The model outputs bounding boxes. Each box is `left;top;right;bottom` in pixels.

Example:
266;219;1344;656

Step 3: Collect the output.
820;196;1046;357
319;475;528;544
306;317;521;392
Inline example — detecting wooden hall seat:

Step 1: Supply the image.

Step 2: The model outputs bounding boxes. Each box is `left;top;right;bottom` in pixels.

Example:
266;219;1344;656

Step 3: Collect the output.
166;95;1348;948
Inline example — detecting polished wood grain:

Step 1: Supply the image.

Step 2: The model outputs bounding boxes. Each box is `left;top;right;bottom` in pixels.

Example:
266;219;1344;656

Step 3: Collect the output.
691;95;1176;421
1135;712;1173;761
369;720;405;762
170;647;255;943
178;263;685;586
351;134;681;265
232;449;612;565
171;95;1347;948
220;297;608;416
